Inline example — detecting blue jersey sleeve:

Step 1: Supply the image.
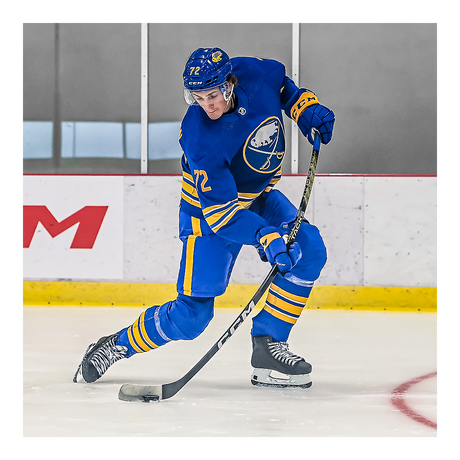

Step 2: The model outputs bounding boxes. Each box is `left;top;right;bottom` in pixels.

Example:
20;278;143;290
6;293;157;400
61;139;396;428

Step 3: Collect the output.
280;76;320;123
186;149;269;246
243;57;320;125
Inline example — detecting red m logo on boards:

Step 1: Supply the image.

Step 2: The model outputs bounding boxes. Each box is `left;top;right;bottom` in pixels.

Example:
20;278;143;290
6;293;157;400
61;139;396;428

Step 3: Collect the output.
23;206;109;249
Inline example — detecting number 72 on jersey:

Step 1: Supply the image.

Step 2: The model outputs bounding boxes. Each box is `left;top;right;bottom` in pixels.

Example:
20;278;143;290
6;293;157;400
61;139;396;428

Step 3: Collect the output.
194;169;212;192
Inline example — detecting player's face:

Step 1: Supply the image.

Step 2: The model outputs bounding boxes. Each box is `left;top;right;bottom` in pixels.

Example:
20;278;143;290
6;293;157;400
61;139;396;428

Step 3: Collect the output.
192;86;231;120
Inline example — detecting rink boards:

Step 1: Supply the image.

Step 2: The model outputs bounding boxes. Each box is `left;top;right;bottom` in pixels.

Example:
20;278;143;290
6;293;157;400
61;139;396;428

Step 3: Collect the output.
23;174;436;311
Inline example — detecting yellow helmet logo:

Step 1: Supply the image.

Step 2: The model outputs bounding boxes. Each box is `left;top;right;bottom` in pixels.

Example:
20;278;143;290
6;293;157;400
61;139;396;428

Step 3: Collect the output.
212;51;222;63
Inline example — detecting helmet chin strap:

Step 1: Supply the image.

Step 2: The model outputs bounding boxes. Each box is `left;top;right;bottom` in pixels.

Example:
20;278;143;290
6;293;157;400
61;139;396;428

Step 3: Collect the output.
223;83;234;112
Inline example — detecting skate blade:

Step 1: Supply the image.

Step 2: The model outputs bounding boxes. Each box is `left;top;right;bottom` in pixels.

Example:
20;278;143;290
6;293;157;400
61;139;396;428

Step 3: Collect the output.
73;364;87;383
251;369;312;389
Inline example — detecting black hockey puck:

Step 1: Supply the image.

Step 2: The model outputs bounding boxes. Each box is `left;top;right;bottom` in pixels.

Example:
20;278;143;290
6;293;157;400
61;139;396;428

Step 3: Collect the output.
141;394;160;403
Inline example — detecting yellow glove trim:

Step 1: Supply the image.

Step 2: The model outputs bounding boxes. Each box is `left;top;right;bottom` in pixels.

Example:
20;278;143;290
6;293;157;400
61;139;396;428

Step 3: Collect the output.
290;92;319;122
260;232;281;250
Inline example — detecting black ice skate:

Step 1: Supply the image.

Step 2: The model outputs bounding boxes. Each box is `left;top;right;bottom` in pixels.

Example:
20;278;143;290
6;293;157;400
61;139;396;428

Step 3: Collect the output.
251;335;312;388
73;333;128;383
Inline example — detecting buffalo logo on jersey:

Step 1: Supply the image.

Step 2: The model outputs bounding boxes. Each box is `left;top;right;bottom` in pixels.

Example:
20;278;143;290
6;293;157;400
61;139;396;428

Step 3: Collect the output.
243;117;285;173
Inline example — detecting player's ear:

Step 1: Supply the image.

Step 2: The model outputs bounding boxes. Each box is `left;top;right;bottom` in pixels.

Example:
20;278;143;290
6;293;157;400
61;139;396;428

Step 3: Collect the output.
228;74;238;86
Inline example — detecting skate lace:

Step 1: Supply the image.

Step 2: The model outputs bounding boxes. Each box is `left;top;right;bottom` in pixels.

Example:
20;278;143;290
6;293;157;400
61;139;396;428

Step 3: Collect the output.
268;341;304;366
90;336;127;376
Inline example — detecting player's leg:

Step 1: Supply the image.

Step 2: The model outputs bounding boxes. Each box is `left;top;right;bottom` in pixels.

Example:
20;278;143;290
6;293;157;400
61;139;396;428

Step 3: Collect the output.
252;216;327;342
74;210;242;383
117;211;241;347
117;293;216;353
249;190;327;387
73;295;217;384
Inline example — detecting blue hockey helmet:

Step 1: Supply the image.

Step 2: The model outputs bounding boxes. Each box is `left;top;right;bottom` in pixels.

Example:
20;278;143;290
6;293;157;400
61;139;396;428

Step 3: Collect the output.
183;47;233;105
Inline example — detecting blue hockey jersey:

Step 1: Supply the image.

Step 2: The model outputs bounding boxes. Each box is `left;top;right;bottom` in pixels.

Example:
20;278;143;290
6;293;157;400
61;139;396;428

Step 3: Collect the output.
179;56;308;247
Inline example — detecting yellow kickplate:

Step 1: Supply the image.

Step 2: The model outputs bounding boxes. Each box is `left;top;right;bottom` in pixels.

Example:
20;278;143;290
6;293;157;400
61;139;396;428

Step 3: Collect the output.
23;281;436;312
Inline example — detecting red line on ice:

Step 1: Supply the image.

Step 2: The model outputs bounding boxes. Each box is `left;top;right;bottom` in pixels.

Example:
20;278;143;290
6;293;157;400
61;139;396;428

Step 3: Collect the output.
390;372;437;430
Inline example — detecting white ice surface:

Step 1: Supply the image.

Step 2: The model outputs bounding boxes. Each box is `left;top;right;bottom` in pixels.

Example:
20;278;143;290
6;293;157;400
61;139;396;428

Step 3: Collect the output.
23;307;437;439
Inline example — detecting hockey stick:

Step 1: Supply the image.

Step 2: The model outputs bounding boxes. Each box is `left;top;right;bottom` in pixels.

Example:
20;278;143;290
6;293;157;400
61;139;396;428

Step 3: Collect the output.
118;132;321;402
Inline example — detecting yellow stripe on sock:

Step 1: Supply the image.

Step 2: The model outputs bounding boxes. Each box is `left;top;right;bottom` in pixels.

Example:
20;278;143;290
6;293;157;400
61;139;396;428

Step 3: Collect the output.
266;291;304;316
263;304;298;324
138;312;159;349
127;327;144;353
130;315;154;352
270;284;309;304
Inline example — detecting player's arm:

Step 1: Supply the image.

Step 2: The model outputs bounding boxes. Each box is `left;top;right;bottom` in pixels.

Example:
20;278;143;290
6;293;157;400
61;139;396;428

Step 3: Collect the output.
190;155;267;246
280;76;335;145
191;157;300;271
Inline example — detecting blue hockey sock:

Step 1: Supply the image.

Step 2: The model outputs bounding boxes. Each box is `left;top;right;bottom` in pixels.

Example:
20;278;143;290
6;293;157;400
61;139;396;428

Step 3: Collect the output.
251;273;312;342
117;304;171;357
117;295;214;357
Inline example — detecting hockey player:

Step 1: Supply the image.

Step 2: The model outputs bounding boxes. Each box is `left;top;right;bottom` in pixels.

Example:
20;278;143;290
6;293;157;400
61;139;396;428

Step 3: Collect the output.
74;47;335;388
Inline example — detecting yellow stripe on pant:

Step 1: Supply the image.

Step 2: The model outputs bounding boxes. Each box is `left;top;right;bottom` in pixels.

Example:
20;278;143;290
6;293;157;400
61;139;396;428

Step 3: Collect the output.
183;216;202;296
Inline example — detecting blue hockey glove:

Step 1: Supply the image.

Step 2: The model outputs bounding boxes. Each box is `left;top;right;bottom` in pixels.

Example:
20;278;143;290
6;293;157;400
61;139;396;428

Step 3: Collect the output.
256;227;302;273
281;86;335;145
298;103;335;145
284;86;335;146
